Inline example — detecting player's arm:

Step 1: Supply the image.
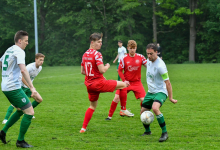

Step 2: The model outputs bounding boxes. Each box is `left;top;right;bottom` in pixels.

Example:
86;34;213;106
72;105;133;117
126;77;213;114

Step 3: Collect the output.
81;66;86;75
22;76;30;88
162;72;177;104
113;54;118;63
98;63;110;74
19;64;37;97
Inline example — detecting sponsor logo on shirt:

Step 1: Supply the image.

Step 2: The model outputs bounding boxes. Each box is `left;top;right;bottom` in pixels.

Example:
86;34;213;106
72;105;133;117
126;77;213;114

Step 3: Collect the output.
128;65;139;71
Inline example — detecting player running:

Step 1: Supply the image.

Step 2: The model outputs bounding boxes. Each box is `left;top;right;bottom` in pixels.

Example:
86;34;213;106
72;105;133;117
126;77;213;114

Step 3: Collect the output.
0;30;40;148
2;53;45;124
106;40;147;120
80;33;128;133
141;43;177;142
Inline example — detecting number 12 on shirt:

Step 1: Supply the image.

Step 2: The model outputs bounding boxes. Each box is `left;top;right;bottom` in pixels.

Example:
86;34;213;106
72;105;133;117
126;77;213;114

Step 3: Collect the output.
85;62;94;76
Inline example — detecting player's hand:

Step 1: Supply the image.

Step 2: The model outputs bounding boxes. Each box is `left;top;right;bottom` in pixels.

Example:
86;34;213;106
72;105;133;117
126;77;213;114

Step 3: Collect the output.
124;80;130;87
113;60;116;63
105;63;110;68
170;98;177;104
30;87;38;99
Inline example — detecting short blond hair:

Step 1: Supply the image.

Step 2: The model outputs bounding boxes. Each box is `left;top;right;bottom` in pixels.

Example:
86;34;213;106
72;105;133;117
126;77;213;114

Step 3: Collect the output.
127;40;137;48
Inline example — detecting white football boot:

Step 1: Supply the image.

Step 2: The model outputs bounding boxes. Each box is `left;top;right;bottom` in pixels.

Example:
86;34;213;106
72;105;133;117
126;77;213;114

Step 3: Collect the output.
120;109;134;117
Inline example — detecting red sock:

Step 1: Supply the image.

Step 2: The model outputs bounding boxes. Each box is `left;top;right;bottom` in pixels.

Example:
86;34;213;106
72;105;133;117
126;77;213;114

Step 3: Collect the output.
140;102;142;108
120;88;127;110
108;101;118;117
82;108;95;129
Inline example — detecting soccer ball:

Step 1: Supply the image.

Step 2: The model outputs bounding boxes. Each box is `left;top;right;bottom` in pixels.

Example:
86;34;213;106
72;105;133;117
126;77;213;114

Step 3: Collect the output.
140;111;154;125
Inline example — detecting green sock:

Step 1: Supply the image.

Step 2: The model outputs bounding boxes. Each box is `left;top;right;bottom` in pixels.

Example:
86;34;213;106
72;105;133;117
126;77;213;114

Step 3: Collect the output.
32;100;39;108
156;114;167;133
3;110;23;133
4;105;14;120
118;75;120;81
143;124;151;132
18;114;33;141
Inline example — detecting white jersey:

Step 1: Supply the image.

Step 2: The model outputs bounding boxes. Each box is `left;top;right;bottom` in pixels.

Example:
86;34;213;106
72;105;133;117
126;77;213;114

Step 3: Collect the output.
146;57;169;96
21;62;42;88
118;46;127;62
1;45;25;91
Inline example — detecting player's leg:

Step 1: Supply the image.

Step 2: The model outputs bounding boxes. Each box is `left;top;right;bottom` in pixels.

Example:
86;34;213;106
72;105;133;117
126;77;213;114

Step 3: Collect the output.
151;92;168;142
106;93;120;120
141;92;154;136
119;87;134;117
80;92;99;133
115;81;127;90
117;62;120;81
0;89;34;147
2;105;15;124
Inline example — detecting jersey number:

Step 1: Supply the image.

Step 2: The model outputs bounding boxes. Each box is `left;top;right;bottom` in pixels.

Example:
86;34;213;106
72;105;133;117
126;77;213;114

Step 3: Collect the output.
3;55;9;71
85;62;94;76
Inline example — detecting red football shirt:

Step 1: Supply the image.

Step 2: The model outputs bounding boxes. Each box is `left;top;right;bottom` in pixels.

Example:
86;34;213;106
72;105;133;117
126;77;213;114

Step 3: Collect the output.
81;49;105;86
118;53;147;82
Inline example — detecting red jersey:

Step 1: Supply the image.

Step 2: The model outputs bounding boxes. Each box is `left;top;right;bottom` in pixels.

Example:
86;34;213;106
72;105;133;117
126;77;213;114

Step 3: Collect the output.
118;53;147;82
81;49;105;86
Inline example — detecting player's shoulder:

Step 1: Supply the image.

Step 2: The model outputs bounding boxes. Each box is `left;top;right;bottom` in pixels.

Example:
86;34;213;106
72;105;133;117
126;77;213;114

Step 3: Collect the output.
136;53;146;58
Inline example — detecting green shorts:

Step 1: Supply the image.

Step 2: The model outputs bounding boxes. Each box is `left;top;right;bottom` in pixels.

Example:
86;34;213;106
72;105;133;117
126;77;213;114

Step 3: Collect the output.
117;62;119;69
3;88;31;110
22;87;32;98
142;92;167;109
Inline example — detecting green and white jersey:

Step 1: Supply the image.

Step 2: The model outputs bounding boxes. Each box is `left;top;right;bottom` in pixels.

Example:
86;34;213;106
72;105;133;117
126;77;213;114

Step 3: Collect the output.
146;57;169;96
1;45;25;91
22;62;42;88
118;46;127;62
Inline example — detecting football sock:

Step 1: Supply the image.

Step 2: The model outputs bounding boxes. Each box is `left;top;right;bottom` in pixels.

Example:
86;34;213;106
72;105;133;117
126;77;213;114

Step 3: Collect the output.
156;113;167;133
82;108;95;129
140;102;142;108
143;124;151;132
4;105;14;120
3;110;23;133
108;101;118;117
32;100;39;108
118;75;120;81
119;88;127;110
18;114;33;141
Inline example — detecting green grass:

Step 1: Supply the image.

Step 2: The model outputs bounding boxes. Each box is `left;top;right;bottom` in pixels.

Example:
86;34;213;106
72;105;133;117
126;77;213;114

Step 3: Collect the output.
0;64;220;149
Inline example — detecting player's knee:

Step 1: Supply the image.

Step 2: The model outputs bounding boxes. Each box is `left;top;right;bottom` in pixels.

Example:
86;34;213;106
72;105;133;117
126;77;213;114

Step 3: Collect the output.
38;98;43;103
113;96;120;103
151;106;159;114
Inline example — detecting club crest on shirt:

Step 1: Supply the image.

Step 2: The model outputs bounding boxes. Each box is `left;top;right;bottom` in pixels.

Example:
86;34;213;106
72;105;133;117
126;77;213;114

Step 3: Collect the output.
135;59;140;64
21;98;26;103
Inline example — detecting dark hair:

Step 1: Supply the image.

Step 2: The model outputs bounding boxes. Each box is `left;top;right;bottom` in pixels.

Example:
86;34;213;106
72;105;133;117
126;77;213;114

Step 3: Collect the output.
90;33;103;42
35;53;45;59
118;40;123;43
14;30;28;43
146;43;157;52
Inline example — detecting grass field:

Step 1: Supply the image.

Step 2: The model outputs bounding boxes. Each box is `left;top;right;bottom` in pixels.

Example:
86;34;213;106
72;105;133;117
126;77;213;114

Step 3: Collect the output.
0;64;220;150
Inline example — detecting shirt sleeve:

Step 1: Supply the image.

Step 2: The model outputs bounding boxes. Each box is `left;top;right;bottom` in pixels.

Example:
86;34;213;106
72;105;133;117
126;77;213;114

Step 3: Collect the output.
16;50;25;65
95;52;104;66
141;55;147;65
123;47;127;53
26;64;32;73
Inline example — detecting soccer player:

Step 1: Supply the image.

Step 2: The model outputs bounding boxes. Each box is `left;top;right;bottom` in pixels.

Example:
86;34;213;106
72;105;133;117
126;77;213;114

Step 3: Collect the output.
106;40;147;120
80;33;128;133
0;30;40;148
113;40;127;81
141;43;177;142
2;53;45;124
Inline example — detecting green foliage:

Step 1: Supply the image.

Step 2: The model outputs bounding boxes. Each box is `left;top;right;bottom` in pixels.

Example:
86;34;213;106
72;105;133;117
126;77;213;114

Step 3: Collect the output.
0;0;219;65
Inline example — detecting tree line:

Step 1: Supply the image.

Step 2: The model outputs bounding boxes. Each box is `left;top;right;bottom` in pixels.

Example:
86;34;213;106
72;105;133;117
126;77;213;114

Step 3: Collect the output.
0;0;219;66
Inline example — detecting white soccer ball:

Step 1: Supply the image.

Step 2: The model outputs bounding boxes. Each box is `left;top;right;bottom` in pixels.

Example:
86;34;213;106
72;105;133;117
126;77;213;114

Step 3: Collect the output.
140;111;154;125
